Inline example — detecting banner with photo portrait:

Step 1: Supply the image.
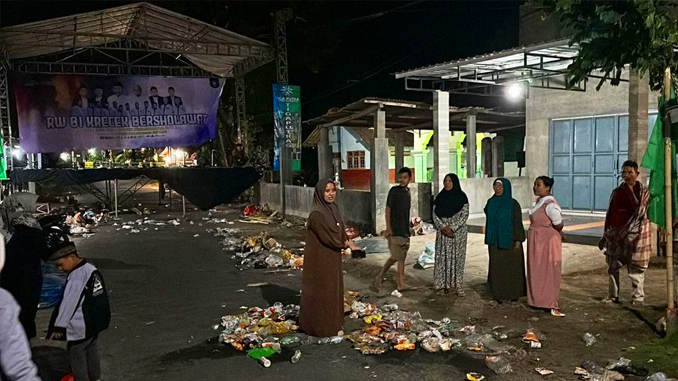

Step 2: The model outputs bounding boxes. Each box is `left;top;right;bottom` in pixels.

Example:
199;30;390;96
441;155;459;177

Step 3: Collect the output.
12;73;225;153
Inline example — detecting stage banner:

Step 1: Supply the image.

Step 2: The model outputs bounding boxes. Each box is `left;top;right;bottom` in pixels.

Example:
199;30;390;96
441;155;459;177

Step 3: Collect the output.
272;84;301;171
12;74;225;153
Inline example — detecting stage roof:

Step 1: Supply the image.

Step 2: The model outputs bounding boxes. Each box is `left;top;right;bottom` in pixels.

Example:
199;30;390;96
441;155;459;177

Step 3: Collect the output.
303;98;524;146
394;40;594;94
0;2;273;77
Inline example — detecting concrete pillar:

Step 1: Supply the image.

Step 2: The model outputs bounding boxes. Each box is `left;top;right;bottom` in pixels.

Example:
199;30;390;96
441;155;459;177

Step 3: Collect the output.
481;137;493;177
628;70;649;180
466;113;477;179
433;91;450;192
492;135;505;177
394;130;405;172
371;107;390;234
318;126;333;181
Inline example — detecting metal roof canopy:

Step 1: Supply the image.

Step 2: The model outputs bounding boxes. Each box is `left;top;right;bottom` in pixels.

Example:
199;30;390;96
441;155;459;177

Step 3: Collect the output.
395;40;623;96
0;2;274;78
303;97;525;146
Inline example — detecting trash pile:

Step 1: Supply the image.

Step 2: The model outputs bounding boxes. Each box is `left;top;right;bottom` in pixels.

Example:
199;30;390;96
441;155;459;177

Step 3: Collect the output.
221;230;304;270
344;299;519;357
66;210;105;235
240;204;284;225
215;293;533;373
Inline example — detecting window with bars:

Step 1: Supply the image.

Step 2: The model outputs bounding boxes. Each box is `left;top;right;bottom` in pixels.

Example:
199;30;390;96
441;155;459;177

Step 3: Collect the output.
346;151;365;169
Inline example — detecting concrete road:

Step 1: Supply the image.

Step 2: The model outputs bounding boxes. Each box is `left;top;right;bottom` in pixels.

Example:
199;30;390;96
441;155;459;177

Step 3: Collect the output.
32;204;496;381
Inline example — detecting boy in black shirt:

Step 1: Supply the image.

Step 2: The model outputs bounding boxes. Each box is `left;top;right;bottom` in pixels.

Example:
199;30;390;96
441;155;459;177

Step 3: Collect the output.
371;167;417;292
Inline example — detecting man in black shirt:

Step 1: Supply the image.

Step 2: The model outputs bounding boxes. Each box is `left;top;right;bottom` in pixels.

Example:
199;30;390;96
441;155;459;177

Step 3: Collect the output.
371;167;416;292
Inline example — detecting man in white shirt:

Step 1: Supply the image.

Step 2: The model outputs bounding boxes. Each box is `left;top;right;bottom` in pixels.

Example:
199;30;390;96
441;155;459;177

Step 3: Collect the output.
107;82;125;110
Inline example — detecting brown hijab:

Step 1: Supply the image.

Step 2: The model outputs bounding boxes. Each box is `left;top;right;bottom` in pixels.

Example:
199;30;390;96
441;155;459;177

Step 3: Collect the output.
313;178;347;240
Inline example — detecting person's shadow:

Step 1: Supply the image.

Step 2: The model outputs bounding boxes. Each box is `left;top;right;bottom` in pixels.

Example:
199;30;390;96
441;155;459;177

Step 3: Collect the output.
32;345;69;381
260;284;300;306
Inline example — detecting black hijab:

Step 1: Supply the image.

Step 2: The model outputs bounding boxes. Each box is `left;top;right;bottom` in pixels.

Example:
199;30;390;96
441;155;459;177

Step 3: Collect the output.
313;178;347;239
433;173;469;218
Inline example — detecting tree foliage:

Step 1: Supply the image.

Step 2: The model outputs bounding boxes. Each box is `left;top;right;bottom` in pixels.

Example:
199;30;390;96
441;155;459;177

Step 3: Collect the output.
539;0;678;91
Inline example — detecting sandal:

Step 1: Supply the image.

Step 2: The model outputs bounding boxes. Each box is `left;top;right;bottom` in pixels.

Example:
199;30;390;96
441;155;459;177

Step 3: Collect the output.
550;309;566;317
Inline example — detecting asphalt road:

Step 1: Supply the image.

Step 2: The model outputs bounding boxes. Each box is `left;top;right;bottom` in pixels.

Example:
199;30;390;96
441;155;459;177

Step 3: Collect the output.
32;199;490;381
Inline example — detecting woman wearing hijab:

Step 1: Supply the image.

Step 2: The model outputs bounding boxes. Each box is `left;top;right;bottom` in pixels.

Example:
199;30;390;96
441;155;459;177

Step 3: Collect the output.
0;198;48;339
299;179;360;337
527;176;565;317
432;173;470;295
484;178;527;303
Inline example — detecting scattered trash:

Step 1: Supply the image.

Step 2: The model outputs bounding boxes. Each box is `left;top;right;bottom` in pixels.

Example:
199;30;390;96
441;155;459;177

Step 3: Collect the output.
485;355;512;374
522;329;542;348
417;242;435;269
606;357;648;376
259;357;271;368
535;368;555;376
492;326;520;341
466;372;485;381
318;336;343;345
582;333;597;347
247;282;269;288
291;350;302;364
645;373;668;381
391;290;403;298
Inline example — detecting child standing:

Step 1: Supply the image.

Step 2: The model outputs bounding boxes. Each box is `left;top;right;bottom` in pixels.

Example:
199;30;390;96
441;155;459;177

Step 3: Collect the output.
48;243;110;381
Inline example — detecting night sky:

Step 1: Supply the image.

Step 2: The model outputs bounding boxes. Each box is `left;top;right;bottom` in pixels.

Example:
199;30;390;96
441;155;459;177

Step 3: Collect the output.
0;1;521;138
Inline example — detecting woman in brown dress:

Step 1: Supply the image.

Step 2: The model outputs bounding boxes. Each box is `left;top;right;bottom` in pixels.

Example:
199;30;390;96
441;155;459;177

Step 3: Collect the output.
299;179;360;337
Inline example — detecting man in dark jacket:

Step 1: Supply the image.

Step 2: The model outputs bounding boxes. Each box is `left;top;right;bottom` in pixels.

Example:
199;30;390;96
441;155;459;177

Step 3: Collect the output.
0;205;48;339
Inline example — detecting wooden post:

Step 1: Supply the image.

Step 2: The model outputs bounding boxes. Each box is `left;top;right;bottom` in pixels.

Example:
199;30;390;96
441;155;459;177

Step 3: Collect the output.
663;67;675;312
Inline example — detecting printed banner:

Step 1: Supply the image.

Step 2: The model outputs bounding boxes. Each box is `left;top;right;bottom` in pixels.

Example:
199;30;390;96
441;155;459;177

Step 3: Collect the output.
12;74;225;153
272;84;301;171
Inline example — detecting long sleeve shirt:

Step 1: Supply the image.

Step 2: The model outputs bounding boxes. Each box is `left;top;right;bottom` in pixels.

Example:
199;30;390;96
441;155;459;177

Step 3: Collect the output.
0;289;41;381
54;261;96;342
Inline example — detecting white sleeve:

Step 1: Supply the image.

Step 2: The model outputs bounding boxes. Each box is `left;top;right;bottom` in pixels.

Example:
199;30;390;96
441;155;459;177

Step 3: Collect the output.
545;203;563;225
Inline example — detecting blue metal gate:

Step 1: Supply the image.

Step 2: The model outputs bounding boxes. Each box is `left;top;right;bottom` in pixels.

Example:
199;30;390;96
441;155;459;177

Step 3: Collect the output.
550;115;630;212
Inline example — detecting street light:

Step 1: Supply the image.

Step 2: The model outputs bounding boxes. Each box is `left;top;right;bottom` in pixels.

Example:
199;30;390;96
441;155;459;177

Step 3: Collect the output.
504;82;524;101
88;148;96;156
60;152;70;161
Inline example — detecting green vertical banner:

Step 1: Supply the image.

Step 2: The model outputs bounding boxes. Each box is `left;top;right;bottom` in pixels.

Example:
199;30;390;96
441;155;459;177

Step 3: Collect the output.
641;91;678;228
272;84;301;172
0;134;8;180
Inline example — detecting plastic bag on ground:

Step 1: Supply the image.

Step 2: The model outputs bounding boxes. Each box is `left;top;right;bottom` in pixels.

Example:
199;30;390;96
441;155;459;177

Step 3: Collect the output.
582;332;597;346
485;355;512;374
606;357;648;376
265;254;284;268
492;326;521;341
417;242;435;269
645;373;668;381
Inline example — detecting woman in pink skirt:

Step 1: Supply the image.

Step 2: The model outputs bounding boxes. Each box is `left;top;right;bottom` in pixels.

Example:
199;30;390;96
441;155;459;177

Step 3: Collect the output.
527;176;565;317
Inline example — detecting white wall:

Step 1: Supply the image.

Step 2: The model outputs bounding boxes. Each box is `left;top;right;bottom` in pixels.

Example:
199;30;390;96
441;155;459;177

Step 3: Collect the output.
328;127;371;170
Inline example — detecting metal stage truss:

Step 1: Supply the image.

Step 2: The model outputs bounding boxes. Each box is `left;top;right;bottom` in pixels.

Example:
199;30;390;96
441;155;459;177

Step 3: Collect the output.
76;178;151;208
0;2;274;151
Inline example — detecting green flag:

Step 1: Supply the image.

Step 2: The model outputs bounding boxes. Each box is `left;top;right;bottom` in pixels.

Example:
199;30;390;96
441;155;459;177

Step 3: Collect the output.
641;91;678;228
0;134;7;181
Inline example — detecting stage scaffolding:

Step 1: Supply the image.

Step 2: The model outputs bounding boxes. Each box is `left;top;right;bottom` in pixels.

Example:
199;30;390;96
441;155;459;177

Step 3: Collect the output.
0;2;274;158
